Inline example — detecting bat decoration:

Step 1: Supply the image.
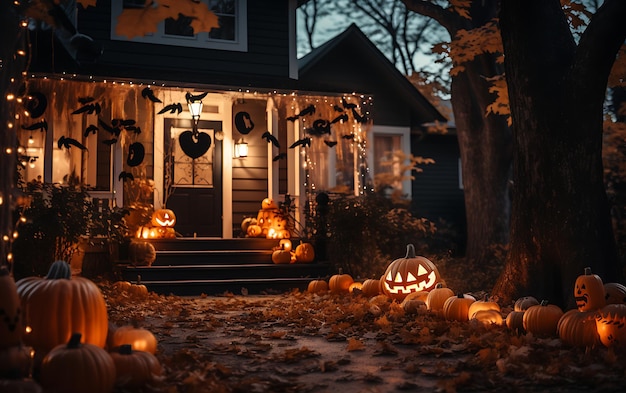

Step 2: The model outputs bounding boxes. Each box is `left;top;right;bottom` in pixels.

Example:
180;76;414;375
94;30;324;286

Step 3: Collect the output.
273;152;287;161
324;140;338;147
83;124;98;137
71;102;101;115
331;113;349;124
297;104;316;117
112;118;136;128
307;119;331;136
125;125;142;135
142;87;162;103
98;119;121;136
333;105;344;112
158;103;183;115
342;134;355;140
78;96;95;104
342;98;357;109
118;171;134;181
58;136;87;150
351;108;369;123
102;138;118;145
286;115;299;122
185;91;208;103
22;119;48;132
261;131;280;148
289;137;311;149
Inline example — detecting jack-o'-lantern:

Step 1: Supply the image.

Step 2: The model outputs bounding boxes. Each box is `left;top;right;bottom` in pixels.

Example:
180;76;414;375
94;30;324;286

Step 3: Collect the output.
247;224;263;237
241;217;257;233
0;267;23;349
262;198;277;210
381;244;441;301
574;267;605;312
595;304;626;349
604;282;626;305
151;208;176;228
154;226;176;239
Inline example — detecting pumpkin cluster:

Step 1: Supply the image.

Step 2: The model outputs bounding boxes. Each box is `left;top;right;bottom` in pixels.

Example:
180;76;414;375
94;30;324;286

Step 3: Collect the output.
244;198;292;239
136;208;177;239
271;239;315;264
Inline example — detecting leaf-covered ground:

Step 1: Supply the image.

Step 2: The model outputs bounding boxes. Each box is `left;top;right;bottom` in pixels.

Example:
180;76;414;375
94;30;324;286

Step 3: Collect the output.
102;282;626;393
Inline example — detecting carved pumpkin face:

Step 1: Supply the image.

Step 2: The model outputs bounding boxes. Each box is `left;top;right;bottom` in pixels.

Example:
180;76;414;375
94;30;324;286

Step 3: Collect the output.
382;244;441;301
595;304;626;348
261;198;277;210
574;267;605;311
151;209;176;227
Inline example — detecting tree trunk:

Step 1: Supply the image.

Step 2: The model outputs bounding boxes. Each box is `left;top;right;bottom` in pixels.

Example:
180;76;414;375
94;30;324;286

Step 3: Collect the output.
0;2;25;269
492;0;626;308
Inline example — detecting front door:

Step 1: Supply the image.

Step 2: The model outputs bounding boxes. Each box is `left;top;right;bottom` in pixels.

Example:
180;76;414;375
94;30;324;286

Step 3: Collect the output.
164;119;223;237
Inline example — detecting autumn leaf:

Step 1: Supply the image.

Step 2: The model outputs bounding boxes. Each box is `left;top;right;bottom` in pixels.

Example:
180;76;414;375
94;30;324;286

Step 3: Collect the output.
346;337;365;351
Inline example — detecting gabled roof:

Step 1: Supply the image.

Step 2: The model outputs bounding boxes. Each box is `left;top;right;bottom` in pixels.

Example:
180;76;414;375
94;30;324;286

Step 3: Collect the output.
298;23;447;126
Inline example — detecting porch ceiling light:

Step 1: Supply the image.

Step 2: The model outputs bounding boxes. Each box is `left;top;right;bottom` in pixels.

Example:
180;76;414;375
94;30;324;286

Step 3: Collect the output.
234;138;248;158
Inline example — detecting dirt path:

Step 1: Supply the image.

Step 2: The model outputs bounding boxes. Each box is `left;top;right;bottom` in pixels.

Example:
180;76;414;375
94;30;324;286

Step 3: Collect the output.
103;286;626;393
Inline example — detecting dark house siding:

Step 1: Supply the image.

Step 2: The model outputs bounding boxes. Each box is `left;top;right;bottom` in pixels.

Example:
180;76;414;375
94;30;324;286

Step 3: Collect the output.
34;1;295;89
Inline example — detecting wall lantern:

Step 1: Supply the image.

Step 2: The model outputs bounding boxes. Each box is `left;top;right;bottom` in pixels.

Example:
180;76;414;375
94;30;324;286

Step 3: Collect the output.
234;138;248;158
187;99;203;133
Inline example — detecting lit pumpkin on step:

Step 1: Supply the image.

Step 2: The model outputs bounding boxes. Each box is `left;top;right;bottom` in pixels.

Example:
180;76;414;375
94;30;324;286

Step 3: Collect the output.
247;224;263;238
574;267;605;312
108;326;158;354
595;303;626;349
151;208;176;227
272;248;292;264
40;333;115;393
16;270;108;354
604;282;626;305
110;344;162;390
381;244;440;301
0;267;23;349
522;300;563;337
241;217;257;233
294;243;315;263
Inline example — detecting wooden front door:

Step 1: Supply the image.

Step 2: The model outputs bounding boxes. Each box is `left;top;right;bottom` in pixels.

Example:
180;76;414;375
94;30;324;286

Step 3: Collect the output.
164;119;223;237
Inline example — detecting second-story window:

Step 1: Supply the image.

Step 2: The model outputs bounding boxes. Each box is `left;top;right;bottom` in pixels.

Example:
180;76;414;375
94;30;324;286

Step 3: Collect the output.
111;0;247;52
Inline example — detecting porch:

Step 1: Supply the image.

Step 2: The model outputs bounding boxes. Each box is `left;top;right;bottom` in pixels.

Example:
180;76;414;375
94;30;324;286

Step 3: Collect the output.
115;237;331;296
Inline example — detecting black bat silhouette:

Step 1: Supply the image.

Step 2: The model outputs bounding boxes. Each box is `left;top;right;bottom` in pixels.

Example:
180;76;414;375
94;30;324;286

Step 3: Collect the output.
83;124;98;137
351;108;368;123
286;115;299;122
331;113;349;124
261;131;280;148
297;104;316;117
324;140;338;147
22;119;48;132
98;119;121;136
158;103;183;114
142;87;162;103
342;98;357;109
112;119;136;128
333;105;344;112
125;126;141;135
185;92;208;102
289;137;311;149
58;136;87;150
118;171;134;181
273;152;287;161
102;138;118;145
72;103;100;115
342;134;355;140
78;96;95;104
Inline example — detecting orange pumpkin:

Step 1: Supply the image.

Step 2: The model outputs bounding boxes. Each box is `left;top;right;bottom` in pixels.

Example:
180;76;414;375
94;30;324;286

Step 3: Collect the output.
361;279;382;297
505;311;526;334
307;280;329;294
128;241;156;266
523;300;563;337
108;326;158;354
0;267;23;349
279;239;292;252
557;309;600;348
128;276;149;297
595;304;626;349
348;282;363;293
329;273;354;294
442;293;476;321
294;243;315;263
0;378;43;393
574;267;605;312
272;249;291;264
110;344;162;390
261;198;277;210
0;344;31;379
40;333;115;393
16;275;108;354
381;244;441;301
471;309;503;326
468;297;501;320
604;282;626;304
425;284;454;314
247;224;263;238
151;208;176;227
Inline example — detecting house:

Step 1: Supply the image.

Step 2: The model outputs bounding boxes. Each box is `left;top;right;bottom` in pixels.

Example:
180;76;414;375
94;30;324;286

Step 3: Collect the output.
19;0;462;242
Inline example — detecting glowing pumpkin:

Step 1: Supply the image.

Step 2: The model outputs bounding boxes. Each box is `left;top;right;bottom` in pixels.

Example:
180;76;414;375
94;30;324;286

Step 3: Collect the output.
329;273;354;294
261;198;277;210
468;297;501;320
348;282;363;293
574;267;605;312
381;244;440;301
241;217;257;233
595;304;626;349
247;224;263;238
151;208;176;227
108;326;158;354
294;243;315;263
0;267;23;349
471;309;504;326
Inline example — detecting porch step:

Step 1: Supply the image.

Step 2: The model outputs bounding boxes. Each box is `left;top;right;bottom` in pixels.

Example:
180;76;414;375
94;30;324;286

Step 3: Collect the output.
118;237;331;295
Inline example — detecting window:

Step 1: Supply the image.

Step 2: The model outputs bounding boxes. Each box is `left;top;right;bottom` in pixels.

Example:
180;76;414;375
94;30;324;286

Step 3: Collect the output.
111;0;247;52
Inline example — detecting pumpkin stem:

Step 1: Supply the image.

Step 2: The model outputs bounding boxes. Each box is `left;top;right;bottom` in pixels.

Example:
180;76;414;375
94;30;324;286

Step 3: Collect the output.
540;300;549;306
67;333;82;349
405;244;416;259
46;260;71;280
137;274;142;285
584;267;592;275
119;344;133;355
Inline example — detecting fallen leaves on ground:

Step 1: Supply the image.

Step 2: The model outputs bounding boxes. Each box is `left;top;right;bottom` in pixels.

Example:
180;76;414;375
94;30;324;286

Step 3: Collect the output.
101;283;626;393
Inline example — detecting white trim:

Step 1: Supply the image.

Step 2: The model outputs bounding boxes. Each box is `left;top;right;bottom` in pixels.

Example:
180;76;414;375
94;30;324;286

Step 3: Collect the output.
110;0;248;52
267;99;280;200
367;125;411;199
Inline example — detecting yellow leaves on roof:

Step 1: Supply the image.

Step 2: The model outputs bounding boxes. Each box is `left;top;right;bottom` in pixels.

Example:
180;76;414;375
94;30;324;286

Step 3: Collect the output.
115;0;219;40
